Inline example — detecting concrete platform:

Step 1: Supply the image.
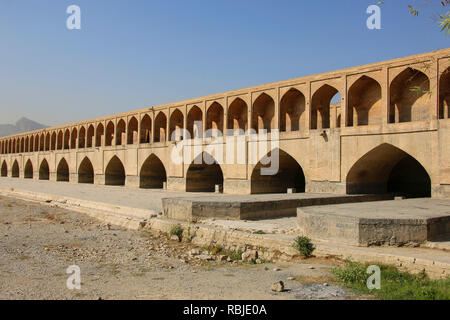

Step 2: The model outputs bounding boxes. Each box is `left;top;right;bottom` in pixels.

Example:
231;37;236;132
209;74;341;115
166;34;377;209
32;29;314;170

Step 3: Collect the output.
297;199;450;246
162;193;393;221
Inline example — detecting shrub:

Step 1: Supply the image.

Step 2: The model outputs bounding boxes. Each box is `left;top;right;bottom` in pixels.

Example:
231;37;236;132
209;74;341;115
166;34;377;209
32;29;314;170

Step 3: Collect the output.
169;225;183;241
292;236;315;257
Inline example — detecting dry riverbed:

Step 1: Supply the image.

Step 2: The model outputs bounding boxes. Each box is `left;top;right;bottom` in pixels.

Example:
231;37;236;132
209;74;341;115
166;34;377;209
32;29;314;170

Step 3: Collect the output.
0;195;359;300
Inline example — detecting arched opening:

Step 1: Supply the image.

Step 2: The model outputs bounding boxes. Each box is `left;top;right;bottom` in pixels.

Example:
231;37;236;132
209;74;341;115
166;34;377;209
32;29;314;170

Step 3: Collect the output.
57;158;69;182
252;93;275;133
78;157;94;184
389;68;430;123
87;125;95;148
20;138;25;153
169;109;184;141
116;119;126;146
70;128;77;149
12;160;19;178
96;123;104;147
25;137;29;152
127;117;138;144
33;136;38;152
140;114;152;143
347;76;382;126
24;160;33;179
105;122;114;146
51;132;57;150
105;156;125;186
1;161;7;177
40;134;45;151
64;129;70;149
45;133;50;151
206;102;224;138
57;131;63;150
187;106;203;139
227;98;248;134
311;84;340;129
154;112;167;143
251;149;306;194
280;89;306;132
140;154;167;189
78;127;86;148
439;67;450;119
346;143;431;198
39;159;50;180
186;152;224;192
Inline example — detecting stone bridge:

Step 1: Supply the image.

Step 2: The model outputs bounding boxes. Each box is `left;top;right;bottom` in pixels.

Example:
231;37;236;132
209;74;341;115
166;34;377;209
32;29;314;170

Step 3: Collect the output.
1;49;449;198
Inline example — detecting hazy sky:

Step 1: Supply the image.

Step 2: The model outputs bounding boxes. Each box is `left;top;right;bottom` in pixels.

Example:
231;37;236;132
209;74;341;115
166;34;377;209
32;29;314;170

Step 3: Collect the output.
0;0;448;126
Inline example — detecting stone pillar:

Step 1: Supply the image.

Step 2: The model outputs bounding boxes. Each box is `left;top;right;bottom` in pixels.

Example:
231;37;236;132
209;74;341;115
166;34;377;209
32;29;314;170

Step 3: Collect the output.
381;67;389;125
353;106;358;126
125;175;139;188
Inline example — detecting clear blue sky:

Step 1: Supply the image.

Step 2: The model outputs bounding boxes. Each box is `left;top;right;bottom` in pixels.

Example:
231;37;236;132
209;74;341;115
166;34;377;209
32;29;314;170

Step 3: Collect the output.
0;0;448;126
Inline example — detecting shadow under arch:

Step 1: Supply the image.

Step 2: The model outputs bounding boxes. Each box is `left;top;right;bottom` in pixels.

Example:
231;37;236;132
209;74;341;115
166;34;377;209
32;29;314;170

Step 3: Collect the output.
39;159;50;180
57;158;70;182
24;160;33;179
105;156;125;186
186;152;224;192
346;143;431;198
251;149;305;194
140;154;167;189
12;160;19;178
78;157;94;184
1;161;7;177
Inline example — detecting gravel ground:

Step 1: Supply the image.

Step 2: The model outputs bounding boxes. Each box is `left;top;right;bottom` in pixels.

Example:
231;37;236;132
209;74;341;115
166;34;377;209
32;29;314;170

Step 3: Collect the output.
0;195;357;300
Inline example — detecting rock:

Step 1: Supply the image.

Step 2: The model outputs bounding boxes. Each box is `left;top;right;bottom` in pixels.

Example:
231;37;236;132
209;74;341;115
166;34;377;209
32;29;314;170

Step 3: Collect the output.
308;266;315;269
190;249;200;256
170;235;180;242
271;281;285;292
323;283;329;287
198;254;214;261
255;259;262;264
273;268;281;271
216;255;228;262
287;277;295;281
242;250;258;263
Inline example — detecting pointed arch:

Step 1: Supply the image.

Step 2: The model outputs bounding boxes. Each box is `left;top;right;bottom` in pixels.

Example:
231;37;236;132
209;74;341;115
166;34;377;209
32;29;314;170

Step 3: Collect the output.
71;128;78;149
12;160;19;178
39;159;50;180
252;93;275;132
25;136;29;152
105;121;114;146
20;137;24;153
78;157;94;184
154;112;167;143
57;131;63;150
78;126;86;148
251;149;305;194
96;123;104;147
187;106;203;139
87;125;95;148
140;154;167;189
105;156;125;186
51;132;57;150
186;152;224;192
140;114;152;143
1;161;7;177
439;66;450;119
227;98;248;134
389;67;430;123
24;159;33;179
346;143;431;198
63;129;70;149
116;119;126;146
311;84;340;129
206;102;224;138
347;76;382;126
169;109;184;141
280;88;306;132
45;133;51;151
56;158;69;182
127;117;138;144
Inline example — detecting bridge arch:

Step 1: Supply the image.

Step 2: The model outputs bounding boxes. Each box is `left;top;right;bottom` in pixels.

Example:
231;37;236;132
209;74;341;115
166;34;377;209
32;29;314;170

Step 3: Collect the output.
140;154;167;189
78;126;86;148
389;67;430;123
439;66;450;119
227;97;248;134
186;152;224;192
71;128;78;149
105;122;114;146
169;109;184;141
140;114;152;143
116;119;126;146
12;160;19;178
24;159;33;179
1;161;7;177
39;159;50;180
154;112;167;143
347;75;382;126
127;117;138;144
206;102;224;138
346;143;431;198
187;106;202;139
78;157;94;184
64;129;70;149
252;93;275;132
57;131;63;150
57;158;70;182
311;84;340;129
251;149;305;194
280;88;306;132
105;156;125;186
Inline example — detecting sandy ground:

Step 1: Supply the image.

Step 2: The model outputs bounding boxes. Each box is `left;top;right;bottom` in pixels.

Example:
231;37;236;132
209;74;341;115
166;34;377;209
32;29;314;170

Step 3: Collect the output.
0;195;358;300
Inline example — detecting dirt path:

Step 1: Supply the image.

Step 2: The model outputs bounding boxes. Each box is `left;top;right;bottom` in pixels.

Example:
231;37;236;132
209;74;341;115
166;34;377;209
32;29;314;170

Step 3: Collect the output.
0;195;358;300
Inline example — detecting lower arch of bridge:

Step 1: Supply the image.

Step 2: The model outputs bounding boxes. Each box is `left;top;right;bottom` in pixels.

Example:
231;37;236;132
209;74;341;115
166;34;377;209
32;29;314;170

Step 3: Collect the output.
57;158;69;182
140;154;167;189
186;153;224;192
39;159;50;180
251;149;306;194
346;143;431;198
105;156;125;186
78;157;94;184
24;160;33;179
12;160;19;178
1;161;7;177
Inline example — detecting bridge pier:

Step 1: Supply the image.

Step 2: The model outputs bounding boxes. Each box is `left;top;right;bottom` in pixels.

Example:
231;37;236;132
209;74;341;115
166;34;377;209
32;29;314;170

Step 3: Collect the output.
125;175;139;188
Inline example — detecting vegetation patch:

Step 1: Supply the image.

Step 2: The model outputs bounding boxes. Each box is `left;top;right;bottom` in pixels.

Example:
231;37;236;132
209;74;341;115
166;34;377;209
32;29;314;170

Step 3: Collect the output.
292;236;315;258
333;260;450;300
203;244;243;261
169;225;183;241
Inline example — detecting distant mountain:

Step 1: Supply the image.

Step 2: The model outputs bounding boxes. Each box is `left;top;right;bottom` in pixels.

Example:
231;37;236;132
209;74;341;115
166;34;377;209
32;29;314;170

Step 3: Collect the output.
0;117;48;137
